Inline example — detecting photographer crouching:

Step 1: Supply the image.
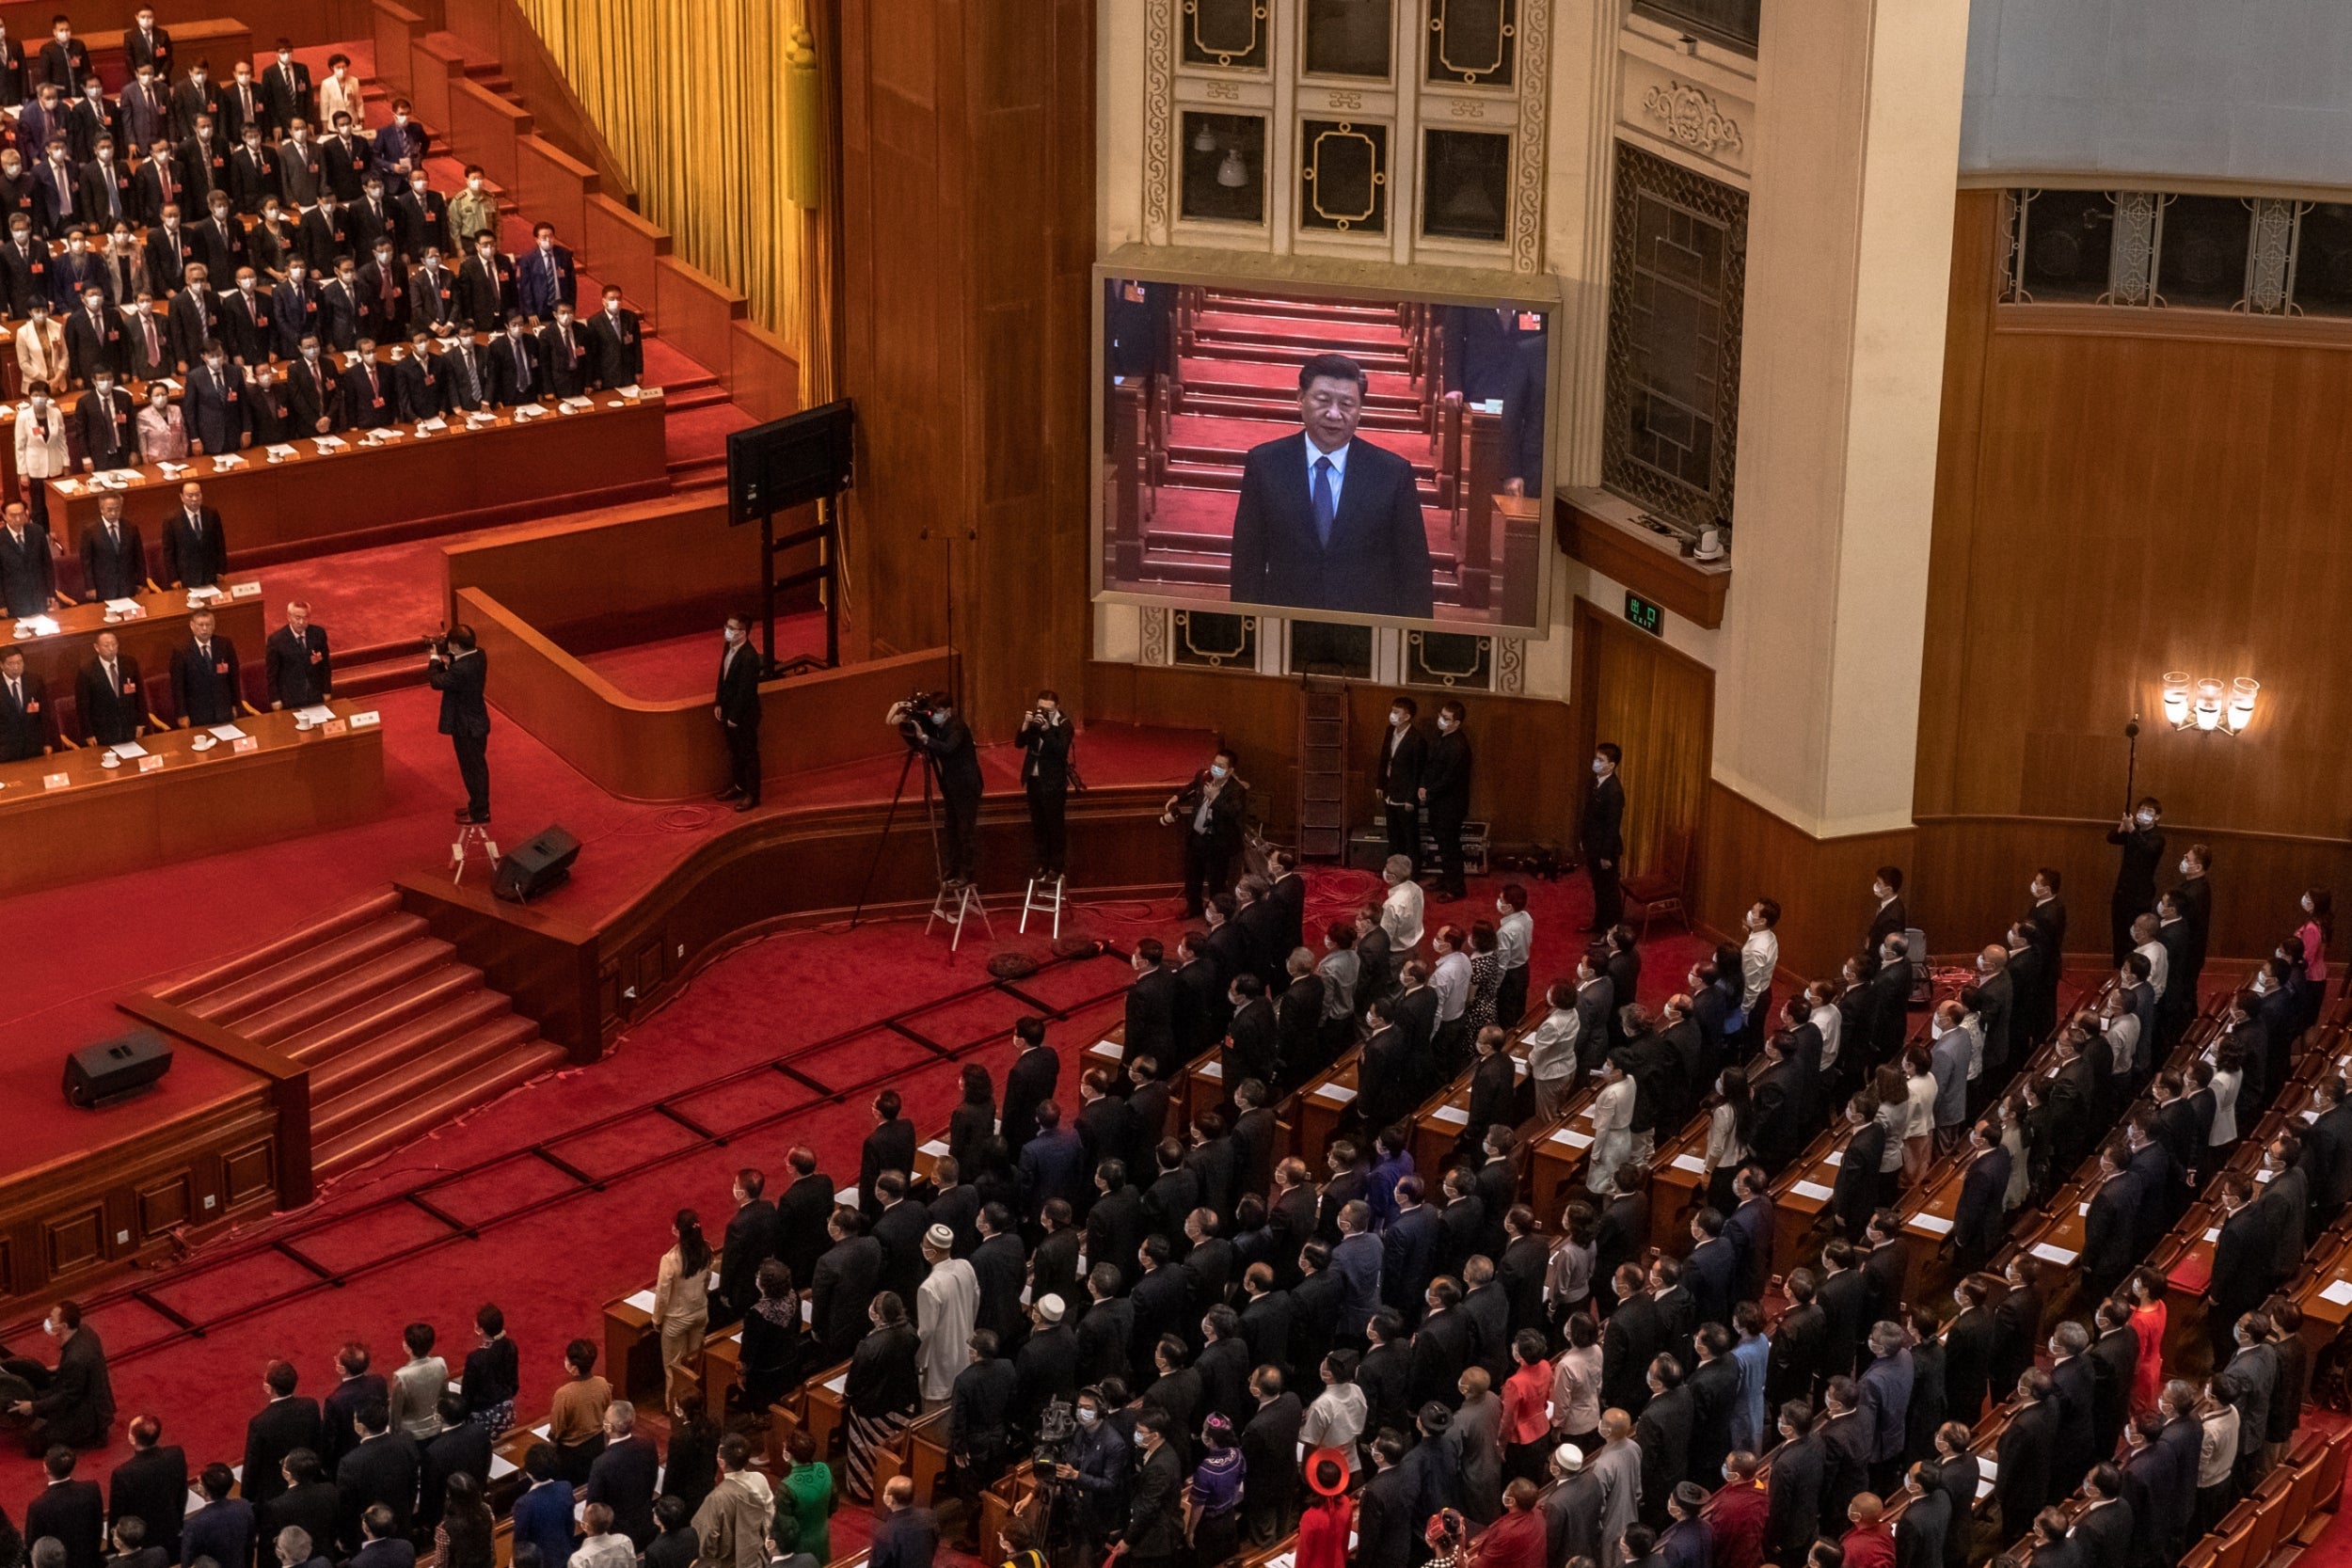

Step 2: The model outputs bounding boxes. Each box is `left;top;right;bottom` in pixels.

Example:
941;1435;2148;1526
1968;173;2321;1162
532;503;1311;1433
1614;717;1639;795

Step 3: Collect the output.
425;623;492;824
887;689;983;888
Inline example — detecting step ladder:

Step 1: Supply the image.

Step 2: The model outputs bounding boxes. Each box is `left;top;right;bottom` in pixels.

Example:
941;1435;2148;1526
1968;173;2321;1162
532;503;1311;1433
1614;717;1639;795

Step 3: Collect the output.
1020;874;1067;940
452;823;499;885
927;880;994;956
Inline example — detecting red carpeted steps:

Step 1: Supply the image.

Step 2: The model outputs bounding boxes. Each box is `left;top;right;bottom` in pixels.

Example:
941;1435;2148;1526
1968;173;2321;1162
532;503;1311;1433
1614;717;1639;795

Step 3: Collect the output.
330;639;432;699
153;894;565;1180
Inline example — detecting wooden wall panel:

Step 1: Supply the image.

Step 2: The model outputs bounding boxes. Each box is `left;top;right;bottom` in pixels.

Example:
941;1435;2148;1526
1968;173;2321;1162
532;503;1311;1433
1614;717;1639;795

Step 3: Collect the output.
1918;188;2352;958
450;78;533;193
408;32;465;138
444;494;760;647
1080;661;1578;850
653;255;747;392
515;134;596;247
374;2;428;97
837;0;1095;736
1573;599;1714;894
1695;782;1915;981
583;194;668;310
728;321;801;424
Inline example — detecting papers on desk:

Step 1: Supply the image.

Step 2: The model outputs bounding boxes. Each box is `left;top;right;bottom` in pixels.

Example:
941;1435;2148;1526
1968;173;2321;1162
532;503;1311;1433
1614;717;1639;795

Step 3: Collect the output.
1551;1127;1593;1150
2030;1242;2078;1266
1910;1212;1954;1235
2322;1279;2352;1307
52;478;81;496
2077;1201;2090;1216
419;418;450;432
103;597;144;616
515;403;548;420
1194;1059;1222;1080
1669;1153;1707;1175
834;1186;858;1206
10;614;57;637
313;436;349;451
801;1297;813;1323
824;1371;849;1396
1312;1083;1355;1106
266;444;299;460
918;1139;949;1158
1792;1180;1835;1201
1823;1149;1842;1166
560;396;596;412
2257;1167;2276;1183
157;461;190;478
618;385;643;399
209;723;247;741
1976;1455;1996;1497
489;1452;518;1481
294;705;337;725
109;741;150;759
94;468;139;488
625;1289;658;1313
1432;1104;1470;1127
1093;1038;1123;1058
212;454;246;470
185;586;225;605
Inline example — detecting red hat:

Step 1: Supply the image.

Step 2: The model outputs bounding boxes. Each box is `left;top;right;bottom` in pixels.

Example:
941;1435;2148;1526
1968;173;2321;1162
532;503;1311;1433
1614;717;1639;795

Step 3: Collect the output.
1305;1446;1350;1497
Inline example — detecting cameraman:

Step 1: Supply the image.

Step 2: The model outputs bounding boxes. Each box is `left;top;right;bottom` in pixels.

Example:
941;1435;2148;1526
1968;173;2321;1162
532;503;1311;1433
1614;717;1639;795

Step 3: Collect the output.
1016;689;1073;879
888;689;983;887
1160;746;1246;919
426;624;491;824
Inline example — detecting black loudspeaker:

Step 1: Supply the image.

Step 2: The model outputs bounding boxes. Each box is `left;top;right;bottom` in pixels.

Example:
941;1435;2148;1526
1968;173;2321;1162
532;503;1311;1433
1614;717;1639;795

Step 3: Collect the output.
495;825;581;903
64;1028;174;1107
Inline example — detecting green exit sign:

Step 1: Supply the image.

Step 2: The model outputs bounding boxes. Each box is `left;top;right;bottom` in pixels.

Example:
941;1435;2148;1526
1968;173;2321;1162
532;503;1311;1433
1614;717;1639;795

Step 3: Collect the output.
1625;593;1663;635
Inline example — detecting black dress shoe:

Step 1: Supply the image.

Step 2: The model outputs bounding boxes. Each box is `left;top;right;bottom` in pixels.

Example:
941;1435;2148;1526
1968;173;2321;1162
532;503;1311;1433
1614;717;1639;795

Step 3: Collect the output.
453;806;473;822
715;784;742;801
733;798;756;812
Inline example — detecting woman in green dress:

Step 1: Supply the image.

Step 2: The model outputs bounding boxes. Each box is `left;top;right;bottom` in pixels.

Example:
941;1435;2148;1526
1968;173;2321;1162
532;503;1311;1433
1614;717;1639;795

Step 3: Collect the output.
774;1425;834;1560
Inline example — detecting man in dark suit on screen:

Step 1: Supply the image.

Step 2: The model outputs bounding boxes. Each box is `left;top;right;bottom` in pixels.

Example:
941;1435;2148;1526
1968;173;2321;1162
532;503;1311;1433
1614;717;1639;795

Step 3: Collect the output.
1226;353;1433;619
713;613;760;810
427;624;490;824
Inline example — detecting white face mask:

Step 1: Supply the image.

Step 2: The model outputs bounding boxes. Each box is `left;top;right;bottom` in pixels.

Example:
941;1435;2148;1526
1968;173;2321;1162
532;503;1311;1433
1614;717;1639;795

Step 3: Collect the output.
1390;710;1406;728
2137;811;2155;826
1210;765;1227;779
723;626;742;644
468;178;484;192
2180;859;2194;875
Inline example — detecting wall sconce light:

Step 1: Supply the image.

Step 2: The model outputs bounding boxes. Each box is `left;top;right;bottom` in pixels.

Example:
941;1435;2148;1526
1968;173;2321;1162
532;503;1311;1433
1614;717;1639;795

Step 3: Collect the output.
2160;670;2259;736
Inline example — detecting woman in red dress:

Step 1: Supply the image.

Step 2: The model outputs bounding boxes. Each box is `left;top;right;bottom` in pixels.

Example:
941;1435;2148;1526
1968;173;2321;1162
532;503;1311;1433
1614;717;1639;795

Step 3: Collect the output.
2126;1266;2168;1413
1295;1448;1355;1568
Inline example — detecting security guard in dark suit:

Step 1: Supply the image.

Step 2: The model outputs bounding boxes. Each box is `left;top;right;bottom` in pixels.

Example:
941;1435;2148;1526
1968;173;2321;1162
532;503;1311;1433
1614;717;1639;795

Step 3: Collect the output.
713;613;761;811
427;624;490;823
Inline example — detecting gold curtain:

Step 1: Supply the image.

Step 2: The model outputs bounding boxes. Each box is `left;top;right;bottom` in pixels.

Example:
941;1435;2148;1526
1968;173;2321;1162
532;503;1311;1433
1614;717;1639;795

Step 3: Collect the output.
514;0;820;376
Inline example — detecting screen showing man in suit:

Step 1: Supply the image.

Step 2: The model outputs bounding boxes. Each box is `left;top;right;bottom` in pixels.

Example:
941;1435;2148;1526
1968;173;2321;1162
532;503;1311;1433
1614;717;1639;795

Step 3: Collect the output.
1096;278;1549;629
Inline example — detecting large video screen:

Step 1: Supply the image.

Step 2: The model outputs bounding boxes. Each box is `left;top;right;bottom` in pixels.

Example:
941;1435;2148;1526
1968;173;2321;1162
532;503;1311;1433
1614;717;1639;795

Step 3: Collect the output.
1094;276;1553;632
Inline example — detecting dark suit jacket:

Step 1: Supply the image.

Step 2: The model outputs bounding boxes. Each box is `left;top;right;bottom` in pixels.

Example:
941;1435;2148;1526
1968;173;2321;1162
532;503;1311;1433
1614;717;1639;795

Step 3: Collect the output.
1227;434;1433;617
1582;772;1626;863
1375;720;1426;804
107;1445;187;1550
428;648;488;738
28;1479;105;1568
0;667;52;760
1995;1401;2058;1533
265;624;333;709
582;1432;660;1547
582;305;644;388
333;1431;420;1549
417;1418;490;1529
161;506;227;588
242;1394;324;1508
170;633;240;725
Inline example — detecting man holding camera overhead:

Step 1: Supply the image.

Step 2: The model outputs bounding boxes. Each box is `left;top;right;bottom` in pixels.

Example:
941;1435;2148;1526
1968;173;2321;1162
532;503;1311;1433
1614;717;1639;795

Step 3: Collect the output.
427;623;491;825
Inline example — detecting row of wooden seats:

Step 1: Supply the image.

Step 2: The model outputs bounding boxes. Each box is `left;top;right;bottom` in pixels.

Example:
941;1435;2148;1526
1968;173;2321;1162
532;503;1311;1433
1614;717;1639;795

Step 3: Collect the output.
2188;1423;2352;1568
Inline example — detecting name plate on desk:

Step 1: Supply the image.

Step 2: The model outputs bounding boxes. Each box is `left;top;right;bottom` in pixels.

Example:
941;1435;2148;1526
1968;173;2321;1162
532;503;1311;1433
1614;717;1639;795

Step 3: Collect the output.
321;718;349;736
41;772;68;789
137;754;166;772
349;711;380;728
230;736;257;753
230;581;262;599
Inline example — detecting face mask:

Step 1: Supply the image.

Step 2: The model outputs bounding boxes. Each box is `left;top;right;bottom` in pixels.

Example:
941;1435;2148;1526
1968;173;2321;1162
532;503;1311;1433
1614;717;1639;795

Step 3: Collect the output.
1390;711;1406;728
468;177;484;192
2137;811;2155;826
204;358;222;372
1210;765;1227;779
394;114;408;126
2180;859;2193;875
289;268;305;282
93;381;110;395
302;348;318;361
240;278;254;293
724;627;741;644
1592;759;1607;776
1076;1408;1099;1426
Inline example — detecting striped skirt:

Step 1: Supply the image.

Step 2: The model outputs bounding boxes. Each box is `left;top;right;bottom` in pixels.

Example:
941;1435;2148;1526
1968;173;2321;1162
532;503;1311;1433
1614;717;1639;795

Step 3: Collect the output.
845;1406;909;1502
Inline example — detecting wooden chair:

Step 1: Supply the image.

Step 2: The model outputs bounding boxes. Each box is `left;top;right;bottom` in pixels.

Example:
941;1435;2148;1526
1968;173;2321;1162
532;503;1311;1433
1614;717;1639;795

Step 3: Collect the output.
1622;872;1687;940
2314;1422;2351;1513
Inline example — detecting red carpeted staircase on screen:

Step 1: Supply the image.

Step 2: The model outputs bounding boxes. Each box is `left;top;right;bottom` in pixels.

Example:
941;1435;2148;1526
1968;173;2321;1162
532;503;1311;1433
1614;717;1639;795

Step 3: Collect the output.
147;889;565;1178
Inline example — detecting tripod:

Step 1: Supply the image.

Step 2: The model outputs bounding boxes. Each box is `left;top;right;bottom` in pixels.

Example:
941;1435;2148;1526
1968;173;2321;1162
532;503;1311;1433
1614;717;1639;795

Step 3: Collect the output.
851;736;994;956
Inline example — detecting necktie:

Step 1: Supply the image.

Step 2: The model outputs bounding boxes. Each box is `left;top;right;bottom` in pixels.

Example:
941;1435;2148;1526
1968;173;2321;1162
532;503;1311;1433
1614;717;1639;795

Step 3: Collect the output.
512;341;528;394
141;313;156;362
103;660;117;693
1311;455;1336;547
8;678;19;707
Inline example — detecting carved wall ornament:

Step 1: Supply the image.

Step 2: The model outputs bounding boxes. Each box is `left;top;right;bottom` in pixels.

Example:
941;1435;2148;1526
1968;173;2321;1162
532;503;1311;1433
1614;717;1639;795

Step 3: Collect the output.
1641;78;1744;159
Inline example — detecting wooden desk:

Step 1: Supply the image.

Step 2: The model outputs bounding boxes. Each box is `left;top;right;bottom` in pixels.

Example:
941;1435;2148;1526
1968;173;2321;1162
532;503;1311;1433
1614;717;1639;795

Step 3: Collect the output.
1645;1116;1714;1254
872;1405;952;1506
0;698;381;894
601;1291;665;1406
804;1361;850;1468
4;581;264;717
1525;1081;1607;1221
1293;1054;1361;1162
1768;1130;1844;1271
44;394;669;565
